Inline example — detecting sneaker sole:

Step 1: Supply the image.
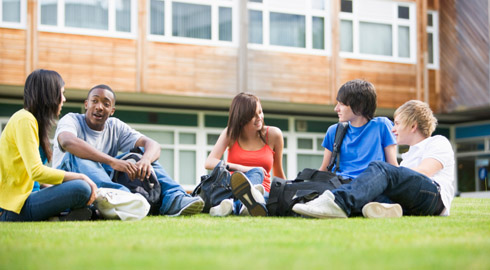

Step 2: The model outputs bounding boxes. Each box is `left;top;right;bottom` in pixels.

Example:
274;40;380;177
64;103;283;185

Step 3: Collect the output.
362;202;402;218
168;199;204;217
230;172;267;217
209;200;233;217
292;204;346;219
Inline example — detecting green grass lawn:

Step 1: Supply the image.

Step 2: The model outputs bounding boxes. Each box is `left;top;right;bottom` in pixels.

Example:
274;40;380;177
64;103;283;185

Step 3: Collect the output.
1;197;489;270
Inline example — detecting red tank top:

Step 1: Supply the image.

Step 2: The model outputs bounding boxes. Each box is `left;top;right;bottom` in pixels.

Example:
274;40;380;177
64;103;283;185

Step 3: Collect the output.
227;127;275;192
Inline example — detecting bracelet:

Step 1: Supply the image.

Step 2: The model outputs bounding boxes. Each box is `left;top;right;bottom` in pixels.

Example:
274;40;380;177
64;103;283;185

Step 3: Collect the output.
226;164;230;171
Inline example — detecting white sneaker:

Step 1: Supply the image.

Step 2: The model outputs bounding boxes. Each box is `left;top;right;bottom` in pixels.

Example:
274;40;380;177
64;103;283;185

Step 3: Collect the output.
231;172;267;216
304;189;335;206
362;202;402;218
254;184;265;195
239;205;249;216
209;199;233;217
292;190;347;218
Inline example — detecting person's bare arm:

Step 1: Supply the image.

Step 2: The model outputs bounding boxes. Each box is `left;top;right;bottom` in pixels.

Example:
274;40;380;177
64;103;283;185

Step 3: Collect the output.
384;144;399;166
269;127;286;179
205;129;229;170
411;158;443;178
319;148;333;171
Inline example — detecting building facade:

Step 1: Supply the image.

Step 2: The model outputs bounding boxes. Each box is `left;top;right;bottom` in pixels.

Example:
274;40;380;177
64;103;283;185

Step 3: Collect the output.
1;0;490;195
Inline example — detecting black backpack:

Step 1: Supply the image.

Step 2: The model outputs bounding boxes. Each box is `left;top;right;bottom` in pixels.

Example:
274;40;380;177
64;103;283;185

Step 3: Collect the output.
191;161;232;213
267;122;351;216
112;151;162;215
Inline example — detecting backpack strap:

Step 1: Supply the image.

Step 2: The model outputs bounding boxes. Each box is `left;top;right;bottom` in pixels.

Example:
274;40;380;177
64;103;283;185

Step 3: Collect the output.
326;122;349;172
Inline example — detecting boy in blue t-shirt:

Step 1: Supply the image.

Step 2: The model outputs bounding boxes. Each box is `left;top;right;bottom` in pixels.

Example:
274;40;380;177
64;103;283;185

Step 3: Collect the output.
319;79;398;179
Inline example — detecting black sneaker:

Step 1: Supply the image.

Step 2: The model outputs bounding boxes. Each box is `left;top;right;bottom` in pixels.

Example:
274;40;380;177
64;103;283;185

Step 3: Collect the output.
59;208;93;221
230;172;267;217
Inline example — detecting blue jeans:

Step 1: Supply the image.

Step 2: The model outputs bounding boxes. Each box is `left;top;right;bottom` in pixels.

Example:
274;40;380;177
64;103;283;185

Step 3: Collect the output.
0;180;91;222
57;152;189;215
333;161;443;217
233;168;269;215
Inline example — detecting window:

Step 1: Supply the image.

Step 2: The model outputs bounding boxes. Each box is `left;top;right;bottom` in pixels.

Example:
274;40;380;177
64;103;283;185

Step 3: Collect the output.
39;0;136;38
248;9;262;44
0;0;25;27
149;0;234;45
427;11;439;69
340;0;416;63
248;0;330;53
134;127;201;188
340;0;352;13
270;12;305;48
296;134;325;173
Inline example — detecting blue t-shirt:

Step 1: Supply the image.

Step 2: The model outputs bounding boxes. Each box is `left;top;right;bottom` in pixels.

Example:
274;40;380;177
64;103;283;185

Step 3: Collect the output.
322;117;396;179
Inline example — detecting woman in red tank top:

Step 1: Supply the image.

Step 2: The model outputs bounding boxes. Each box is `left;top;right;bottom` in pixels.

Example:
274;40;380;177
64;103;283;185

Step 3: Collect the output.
205;93;286;216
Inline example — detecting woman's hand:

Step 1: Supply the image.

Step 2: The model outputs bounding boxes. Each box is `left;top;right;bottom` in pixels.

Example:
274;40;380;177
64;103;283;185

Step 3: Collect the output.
80;174;98;205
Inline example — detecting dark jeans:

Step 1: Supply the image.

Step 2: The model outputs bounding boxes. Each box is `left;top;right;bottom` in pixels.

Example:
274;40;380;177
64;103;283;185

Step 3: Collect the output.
333;161;444;217
0;180;91;222
57;151;190;215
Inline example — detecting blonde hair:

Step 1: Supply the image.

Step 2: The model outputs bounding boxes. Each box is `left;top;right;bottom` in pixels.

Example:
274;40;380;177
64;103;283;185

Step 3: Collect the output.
394;100;437;138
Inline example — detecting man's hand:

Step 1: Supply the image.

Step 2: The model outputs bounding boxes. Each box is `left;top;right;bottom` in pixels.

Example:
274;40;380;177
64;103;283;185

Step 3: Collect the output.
110;158;139;180
136;157;153;180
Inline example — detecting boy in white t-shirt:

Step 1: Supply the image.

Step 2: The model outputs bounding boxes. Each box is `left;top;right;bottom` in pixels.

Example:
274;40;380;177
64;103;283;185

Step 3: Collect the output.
293;100;455;218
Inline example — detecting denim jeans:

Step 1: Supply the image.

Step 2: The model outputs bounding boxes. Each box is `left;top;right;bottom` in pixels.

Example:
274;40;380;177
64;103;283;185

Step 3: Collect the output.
333;161;442;217
233;168;269;215
57;152;189;215
0;180;91;222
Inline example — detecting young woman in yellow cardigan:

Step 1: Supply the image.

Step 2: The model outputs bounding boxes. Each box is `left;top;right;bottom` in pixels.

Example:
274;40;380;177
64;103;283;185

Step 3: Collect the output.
0;69;97;221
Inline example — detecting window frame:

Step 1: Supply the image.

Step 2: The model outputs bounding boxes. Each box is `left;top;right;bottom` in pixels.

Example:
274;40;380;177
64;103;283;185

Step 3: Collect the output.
427;10;439;69
37;0;138;39
147;0;237;48
0;0;26;29
247;0;331;56
339;0;417;64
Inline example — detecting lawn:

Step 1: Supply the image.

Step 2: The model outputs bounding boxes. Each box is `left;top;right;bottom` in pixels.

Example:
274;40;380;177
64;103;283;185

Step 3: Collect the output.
1;197;489;270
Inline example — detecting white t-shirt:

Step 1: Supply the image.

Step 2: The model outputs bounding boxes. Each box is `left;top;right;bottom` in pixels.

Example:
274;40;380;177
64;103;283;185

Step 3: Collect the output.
400;135;455;216
52;113;143;169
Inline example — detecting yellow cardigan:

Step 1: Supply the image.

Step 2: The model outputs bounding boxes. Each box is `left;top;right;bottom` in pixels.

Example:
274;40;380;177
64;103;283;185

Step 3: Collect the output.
0;109;65;214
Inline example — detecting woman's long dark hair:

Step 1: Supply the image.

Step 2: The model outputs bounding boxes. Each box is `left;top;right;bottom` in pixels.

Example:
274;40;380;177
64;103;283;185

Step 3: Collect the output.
226;92;266;144
24;69;65;162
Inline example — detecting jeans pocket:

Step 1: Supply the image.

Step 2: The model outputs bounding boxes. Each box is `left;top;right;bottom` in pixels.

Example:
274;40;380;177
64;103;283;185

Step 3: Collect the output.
410;189;438;216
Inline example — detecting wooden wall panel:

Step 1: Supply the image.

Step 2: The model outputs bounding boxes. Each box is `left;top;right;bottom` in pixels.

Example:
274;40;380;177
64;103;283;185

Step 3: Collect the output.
440;0;490;112
428;0;438;11
340;58;417;109
428;69;440;110
146;42;237;97
37;32;137;93
0;29;26;85
248;50;331;104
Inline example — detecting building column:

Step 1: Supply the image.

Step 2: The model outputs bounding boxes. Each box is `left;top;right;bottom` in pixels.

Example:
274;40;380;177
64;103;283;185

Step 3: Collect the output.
26;0;38;75
238;0;248;93
136;0;148;93
330;0;340;104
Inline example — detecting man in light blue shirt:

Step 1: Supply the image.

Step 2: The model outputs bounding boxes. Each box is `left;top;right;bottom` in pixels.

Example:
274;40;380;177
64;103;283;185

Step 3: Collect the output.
53;84;203;217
